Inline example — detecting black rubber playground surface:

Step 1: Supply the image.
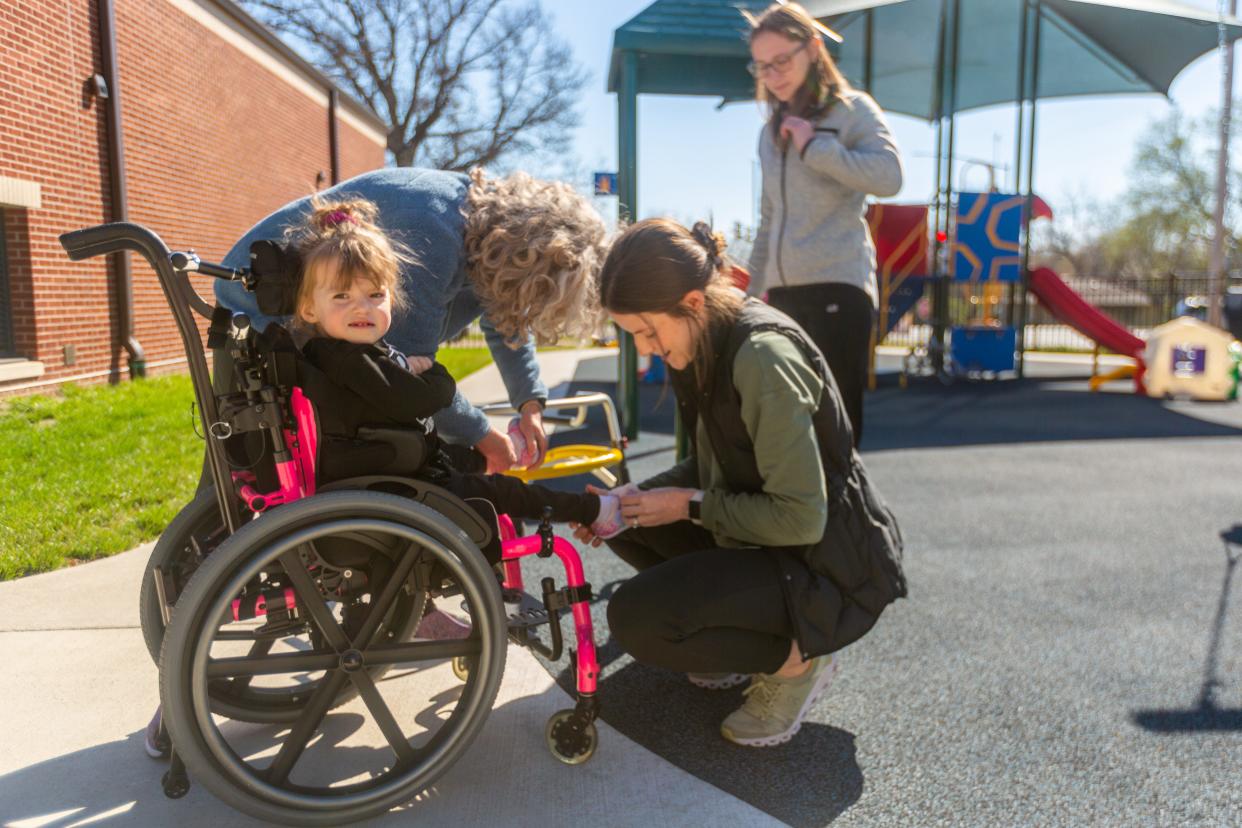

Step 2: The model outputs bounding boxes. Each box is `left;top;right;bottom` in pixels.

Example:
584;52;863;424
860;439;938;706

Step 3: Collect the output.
521;357;1242;827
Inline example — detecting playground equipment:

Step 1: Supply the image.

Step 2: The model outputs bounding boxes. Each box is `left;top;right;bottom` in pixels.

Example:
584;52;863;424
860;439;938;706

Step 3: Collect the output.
1026;266;1147;393
1144;317;1242;401
59;221;628;824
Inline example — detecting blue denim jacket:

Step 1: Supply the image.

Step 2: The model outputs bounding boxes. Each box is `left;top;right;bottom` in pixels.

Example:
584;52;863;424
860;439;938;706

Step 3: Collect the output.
215;167;546;446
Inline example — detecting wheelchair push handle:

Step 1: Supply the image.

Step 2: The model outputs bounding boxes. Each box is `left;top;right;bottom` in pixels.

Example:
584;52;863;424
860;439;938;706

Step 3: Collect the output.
60;222;247;282
59;221;171;266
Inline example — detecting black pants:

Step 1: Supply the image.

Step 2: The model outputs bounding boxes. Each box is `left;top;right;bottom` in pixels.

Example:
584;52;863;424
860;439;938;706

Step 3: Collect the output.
767;283;874;447
605;521;795;675
436;443;601;526
443;470;601;526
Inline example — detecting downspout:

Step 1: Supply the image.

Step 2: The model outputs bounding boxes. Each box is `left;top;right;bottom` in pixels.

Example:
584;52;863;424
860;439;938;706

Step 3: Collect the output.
98;0;145;378
328;88;341;185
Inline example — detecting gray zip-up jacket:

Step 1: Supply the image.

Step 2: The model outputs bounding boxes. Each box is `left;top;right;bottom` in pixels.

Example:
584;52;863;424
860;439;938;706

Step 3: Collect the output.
748;90;903;307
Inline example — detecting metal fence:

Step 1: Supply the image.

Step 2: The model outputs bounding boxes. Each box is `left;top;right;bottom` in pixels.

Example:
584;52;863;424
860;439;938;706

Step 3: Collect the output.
881;273;1222;353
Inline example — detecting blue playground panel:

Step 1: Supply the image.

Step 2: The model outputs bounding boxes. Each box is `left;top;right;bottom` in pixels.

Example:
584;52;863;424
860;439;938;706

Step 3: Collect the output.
950;326;1017;374
954;192;1024;283
884;276;929;335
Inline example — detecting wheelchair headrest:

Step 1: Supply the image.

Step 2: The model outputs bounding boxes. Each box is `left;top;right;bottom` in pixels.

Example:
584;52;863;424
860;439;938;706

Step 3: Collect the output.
248;239;303;317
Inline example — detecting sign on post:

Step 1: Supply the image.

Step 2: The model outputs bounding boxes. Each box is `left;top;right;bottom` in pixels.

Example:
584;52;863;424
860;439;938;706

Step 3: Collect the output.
593;172;617;196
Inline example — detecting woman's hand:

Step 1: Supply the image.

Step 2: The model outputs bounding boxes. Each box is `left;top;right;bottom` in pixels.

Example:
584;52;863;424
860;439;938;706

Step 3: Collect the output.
517;400;549;468
780;115;814;154
474;426;517;473
570;483;640;547
620;487;696;530
405;355;434;375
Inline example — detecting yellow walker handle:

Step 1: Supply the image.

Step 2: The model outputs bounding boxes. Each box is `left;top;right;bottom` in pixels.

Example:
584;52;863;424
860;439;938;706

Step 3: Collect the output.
504;444;624;485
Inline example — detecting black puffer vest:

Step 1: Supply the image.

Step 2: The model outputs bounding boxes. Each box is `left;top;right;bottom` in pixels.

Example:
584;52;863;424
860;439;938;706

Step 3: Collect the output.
670;299;906;658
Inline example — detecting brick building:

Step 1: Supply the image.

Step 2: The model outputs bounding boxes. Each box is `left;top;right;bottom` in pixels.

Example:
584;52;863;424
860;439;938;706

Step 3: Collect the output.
0;0;388;394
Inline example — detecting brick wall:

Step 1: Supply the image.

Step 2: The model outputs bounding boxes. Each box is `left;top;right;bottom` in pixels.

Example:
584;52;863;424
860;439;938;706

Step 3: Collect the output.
0;0;386;395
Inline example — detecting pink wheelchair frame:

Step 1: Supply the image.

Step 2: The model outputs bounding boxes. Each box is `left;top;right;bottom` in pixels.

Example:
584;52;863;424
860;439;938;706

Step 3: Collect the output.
237;384;604;704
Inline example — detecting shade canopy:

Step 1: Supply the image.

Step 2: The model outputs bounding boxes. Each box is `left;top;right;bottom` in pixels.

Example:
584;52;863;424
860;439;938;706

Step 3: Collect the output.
609;0;1242;119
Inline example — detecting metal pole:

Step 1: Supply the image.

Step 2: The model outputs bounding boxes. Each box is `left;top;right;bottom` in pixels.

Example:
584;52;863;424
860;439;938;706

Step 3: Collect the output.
1017;0;1042;377
936;0;962;365
617;50;640;440
1007;0;1030;329
929;0;950;370
1210;0;1237;330
864;8;875;93
328;88;341;185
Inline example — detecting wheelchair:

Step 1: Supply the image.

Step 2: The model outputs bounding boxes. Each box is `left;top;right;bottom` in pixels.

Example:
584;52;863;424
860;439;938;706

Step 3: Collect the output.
59;222;628;825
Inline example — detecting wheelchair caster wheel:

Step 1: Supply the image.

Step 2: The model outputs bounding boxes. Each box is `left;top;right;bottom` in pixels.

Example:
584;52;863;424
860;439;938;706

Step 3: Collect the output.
161;770;190;799
545;709;597;765
451;655;471;682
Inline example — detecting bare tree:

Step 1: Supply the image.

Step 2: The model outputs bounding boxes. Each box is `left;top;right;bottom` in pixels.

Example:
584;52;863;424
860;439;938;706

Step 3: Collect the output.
240;0;588;170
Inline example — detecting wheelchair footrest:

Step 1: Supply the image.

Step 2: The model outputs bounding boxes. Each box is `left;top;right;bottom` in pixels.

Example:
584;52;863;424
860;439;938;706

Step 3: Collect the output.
504;589;552;630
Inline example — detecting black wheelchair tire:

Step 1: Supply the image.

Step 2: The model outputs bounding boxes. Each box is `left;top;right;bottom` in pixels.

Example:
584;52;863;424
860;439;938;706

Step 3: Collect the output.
139;488;221;665
159;491;507;825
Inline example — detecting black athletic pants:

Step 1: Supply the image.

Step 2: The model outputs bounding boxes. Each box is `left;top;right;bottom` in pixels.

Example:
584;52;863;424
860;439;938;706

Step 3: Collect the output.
442;470;601;526
767;283;875;447
604;521;795;675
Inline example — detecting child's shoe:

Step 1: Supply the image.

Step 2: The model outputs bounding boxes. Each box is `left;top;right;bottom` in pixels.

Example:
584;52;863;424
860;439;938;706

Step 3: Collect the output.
414;603;472;640
589;495;626;539
144;704;170;759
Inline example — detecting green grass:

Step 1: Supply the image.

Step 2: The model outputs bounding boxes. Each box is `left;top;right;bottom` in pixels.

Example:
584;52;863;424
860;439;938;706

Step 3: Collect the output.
0;347;494;580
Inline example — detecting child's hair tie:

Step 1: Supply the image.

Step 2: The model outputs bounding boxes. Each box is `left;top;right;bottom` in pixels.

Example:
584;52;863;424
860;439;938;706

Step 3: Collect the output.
323;210;356;228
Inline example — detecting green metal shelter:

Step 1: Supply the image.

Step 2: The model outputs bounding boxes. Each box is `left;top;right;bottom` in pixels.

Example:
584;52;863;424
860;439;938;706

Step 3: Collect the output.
609;0;1242;437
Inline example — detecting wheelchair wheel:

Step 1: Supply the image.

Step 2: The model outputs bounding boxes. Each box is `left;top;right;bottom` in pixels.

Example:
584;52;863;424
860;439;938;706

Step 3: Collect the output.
141;489;427;724
159;491;507;825
139;488;225;664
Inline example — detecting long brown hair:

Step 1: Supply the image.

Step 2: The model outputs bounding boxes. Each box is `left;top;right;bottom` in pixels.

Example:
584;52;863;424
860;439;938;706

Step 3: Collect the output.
744;2;850;124
598;218;743;388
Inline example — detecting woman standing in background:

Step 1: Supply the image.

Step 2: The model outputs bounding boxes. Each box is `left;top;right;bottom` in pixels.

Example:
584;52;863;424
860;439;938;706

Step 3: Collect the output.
745;2;903;446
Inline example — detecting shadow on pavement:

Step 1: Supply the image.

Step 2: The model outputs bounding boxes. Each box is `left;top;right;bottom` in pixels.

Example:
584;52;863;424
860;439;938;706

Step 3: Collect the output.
582;658;863;828
865;379;1242;451
1132;526;1242;734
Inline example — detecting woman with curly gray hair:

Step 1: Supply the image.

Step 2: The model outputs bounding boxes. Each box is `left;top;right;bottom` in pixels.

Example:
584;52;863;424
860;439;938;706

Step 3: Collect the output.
216;167;607;473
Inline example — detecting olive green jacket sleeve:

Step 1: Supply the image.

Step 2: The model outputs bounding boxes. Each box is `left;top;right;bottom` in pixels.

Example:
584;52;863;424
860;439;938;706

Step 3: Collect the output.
638;455;700;491
700;331;828;547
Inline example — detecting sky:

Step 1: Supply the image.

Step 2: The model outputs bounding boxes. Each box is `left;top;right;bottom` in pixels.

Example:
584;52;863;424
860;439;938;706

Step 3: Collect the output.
536;0;1235;238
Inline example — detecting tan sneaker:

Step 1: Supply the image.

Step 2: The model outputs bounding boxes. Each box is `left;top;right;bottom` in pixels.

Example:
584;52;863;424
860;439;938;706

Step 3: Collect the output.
720;653;839;747
687;672;749;690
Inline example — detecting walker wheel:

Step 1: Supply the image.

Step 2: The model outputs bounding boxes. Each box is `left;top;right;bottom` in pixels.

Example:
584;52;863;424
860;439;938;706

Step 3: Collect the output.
545;709;598;765
451;655;472;682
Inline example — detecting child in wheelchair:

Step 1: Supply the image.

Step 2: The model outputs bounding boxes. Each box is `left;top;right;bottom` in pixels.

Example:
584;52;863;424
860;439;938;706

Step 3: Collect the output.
285;196;625;542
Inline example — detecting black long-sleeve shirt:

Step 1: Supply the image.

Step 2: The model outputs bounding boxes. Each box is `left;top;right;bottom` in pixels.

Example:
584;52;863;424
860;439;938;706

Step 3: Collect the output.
301;337;457;438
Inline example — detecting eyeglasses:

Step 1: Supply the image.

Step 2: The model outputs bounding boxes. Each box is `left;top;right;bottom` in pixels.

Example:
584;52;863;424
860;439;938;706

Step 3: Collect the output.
747;42;808;78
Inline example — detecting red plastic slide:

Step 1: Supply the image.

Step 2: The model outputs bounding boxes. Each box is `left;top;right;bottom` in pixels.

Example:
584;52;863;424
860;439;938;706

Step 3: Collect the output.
1027;267;1145;359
